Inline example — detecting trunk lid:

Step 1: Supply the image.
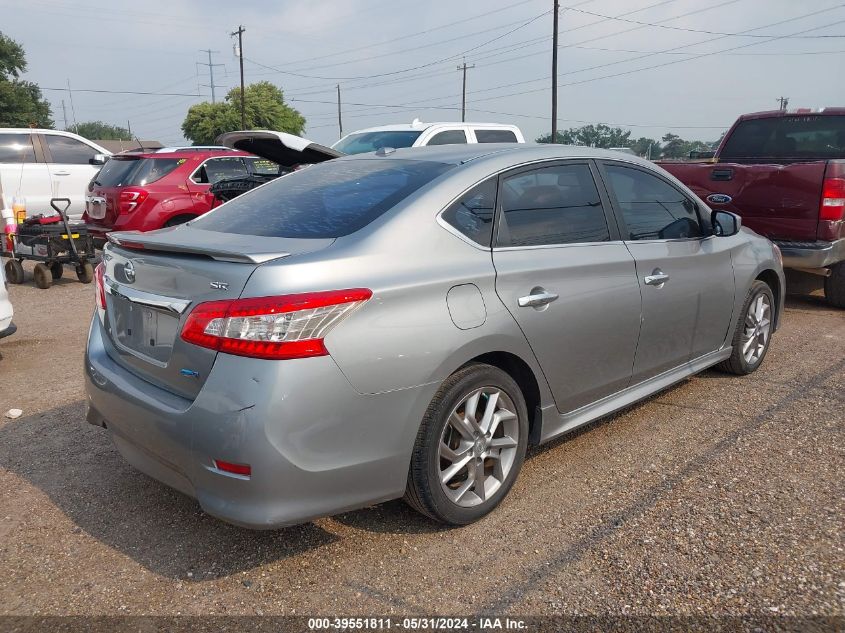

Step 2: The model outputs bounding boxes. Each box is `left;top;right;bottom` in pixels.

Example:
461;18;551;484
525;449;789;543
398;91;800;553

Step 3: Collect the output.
101;226;334;399
216;130;343;167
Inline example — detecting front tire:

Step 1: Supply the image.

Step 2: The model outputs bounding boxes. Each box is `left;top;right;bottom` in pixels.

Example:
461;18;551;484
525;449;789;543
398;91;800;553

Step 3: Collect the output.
824;261;845;309
4;259;24;284
717;280;774;375
405;363;528;525
33;263;52;289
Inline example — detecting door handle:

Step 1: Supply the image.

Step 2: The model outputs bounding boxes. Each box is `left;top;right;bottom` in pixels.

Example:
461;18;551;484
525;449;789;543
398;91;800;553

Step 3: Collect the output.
644;270;670;286
518;290;559;308
53;171;71;176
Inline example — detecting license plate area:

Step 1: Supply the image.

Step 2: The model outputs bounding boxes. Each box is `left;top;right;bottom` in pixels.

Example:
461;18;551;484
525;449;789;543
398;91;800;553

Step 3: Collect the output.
86;197;106;219
110;295;180;365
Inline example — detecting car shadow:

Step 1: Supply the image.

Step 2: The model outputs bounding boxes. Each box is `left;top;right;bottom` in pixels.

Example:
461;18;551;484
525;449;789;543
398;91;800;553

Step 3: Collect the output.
0;400;339;580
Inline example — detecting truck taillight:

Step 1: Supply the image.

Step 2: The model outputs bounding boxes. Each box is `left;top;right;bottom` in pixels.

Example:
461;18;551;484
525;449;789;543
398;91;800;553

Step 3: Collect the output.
94;263;106;310
118;188;148;214
820;177;845;221
180;289;372;360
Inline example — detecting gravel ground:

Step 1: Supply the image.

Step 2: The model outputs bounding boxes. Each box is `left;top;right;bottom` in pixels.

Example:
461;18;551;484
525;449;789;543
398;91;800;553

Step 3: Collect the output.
0;262;843;622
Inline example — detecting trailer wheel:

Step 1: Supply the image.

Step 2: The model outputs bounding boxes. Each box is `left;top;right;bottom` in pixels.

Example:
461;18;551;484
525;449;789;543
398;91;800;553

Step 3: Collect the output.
76;262;94;284
50;261;64;280
33;263;52;289
4;259;24;284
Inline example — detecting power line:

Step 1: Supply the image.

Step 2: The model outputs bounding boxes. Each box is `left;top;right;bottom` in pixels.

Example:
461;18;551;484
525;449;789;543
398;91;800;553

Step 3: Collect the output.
41;87;205;97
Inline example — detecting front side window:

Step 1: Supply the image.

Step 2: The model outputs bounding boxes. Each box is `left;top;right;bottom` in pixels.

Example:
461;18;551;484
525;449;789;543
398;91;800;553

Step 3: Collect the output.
426;130;467;146
604;165;702;241
0;133;37;163
192;158;454;239
45;135;97;164
475;129;518;143
441;178;497;246
194;157;249;184
245;157;282;176
497;163;609;247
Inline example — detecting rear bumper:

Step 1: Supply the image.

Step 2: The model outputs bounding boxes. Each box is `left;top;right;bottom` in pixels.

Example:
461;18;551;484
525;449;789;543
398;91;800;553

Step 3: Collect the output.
0;320;16;339
84;316;436;529
775;238;845;269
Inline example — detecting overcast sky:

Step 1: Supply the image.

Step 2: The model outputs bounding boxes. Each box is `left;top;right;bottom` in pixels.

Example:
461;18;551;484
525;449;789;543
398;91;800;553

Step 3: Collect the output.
3;0;844;146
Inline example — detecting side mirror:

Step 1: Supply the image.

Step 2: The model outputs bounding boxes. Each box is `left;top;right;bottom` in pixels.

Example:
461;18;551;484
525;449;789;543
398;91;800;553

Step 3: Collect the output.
712;210;741;237
90;153;108;166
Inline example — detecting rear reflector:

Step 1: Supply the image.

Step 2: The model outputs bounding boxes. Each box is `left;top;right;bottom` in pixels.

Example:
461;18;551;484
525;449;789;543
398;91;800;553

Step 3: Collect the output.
214;460;251;477
180;289;372;360
820;177;845;221
94;263;106;310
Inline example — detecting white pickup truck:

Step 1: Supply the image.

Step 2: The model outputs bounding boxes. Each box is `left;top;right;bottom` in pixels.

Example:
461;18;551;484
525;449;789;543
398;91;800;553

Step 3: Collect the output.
0;129;110;220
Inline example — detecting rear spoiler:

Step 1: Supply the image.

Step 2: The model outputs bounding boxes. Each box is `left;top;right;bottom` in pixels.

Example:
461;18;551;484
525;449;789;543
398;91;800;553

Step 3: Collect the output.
106;230;294;264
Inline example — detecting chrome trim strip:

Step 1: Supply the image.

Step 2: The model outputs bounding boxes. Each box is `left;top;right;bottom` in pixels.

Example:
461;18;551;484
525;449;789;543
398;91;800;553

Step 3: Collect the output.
104;276;191;315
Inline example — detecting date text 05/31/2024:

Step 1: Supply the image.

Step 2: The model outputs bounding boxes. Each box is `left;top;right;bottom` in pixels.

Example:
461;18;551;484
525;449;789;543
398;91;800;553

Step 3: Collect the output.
307;617;528;630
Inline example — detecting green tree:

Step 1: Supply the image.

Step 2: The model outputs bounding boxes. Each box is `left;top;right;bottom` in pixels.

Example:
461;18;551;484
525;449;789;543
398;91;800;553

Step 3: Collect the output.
0;32;53;127
73;120;132;140
182;81;305;145
536;124;631;148
630;137;660;158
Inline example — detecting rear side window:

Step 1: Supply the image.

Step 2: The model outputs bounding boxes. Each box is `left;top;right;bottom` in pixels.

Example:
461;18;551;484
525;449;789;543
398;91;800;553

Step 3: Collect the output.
0;134;37;163
604;165;702;240
720;115;845;160
475;129;518;143
193;157;249;184
441;178;497;246
193;159;454;239
427;130;467;146
95;157;183;186
44;135;97;164
497;164;609;247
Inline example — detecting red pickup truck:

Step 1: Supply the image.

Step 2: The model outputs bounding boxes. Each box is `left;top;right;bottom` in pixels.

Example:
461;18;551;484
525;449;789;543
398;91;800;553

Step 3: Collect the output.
659;108;845;308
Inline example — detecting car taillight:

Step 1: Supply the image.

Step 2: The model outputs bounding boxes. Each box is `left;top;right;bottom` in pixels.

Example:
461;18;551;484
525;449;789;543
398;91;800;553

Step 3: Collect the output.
118;187;148;214
94;263;106;310
180;289;372;360
820;177;845;221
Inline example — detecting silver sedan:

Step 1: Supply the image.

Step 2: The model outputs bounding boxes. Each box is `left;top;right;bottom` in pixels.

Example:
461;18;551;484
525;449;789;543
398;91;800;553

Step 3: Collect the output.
84;142;784;528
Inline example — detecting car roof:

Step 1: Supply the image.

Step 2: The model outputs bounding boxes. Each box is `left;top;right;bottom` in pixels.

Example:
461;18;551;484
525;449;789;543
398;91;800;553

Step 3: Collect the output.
349;121;521;134
335;143;652;167
113;148;250;159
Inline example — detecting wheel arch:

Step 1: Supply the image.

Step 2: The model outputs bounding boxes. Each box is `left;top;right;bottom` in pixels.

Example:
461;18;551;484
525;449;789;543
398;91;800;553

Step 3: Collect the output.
755;268;782;329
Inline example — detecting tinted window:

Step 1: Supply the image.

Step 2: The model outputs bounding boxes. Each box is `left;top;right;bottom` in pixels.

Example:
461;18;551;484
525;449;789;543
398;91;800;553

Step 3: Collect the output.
0;133;37;163
475;129;518;143
95;157;183;186
332;131;422;155
720;115;845;160
441;179;496;246
194;157;249;184
45;135;96;164
498;164;608;247
604;165;702;240
246;156;282;176
193;159;454;239
427;130;467;146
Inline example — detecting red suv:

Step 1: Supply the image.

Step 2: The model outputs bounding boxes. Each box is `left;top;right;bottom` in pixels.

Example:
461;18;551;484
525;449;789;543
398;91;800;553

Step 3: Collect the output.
82;148;279;237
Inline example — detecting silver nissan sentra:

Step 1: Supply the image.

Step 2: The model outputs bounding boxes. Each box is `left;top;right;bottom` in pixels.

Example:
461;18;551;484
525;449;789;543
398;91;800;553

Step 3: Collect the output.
85;137;784;528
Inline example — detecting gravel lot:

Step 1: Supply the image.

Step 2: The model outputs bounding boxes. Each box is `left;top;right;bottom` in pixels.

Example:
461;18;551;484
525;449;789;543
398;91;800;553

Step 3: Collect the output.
0;262;843;623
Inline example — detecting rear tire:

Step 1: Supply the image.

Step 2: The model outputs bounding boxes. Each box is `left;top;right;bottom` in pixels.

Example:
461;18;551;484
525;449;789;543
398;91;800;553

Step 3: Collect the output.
50;261;64;280
33;263;52;289
75;261;94;284
824;262;845;309
4;259;24;284
717;280;774;375
404;363;529;525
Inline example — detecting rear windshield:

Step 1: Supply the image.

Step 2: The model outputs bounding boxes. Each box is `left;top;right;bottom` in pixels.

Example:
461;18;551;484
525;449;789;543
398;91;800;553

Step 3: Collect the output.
192;159;454;239
332;131;422;155
720;115;845;160
95;157;183;186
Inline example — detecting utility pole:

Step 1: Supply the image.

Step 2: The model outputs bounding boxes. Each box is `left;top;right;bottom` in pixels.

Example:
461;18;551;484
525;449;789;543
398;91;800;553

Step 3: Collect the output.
231;25;246;128
127;120;132;138
551;0;559;142
198;49;224;103
776;96;789;111
61;100;68;130
456;60;475;122
337;84;343;137
66;79;79;133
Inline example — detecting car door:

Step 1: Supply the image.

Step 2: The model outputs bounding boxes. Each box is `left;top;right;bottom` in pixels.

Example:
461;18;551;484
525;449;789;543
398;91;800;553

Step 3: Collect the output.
598;161;736;384
41;133;103;218
0;132;51;215
492;160;642;414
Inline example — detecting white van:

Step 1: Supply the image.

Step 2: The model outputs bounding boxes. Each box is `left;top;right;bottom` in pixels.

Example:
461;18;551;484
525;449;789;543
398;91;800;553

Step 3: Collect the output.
0;129;110;220
332;120;525;155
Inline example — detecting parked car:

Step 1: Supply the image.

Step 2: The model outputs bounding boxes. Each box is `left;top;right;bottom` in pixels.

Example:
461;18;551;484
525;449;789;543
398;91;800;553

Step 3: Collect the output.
85;142;784;529
82;148;281;239
332;120;525;154
0;259;14;340
0;129;110;220
658;107;845;307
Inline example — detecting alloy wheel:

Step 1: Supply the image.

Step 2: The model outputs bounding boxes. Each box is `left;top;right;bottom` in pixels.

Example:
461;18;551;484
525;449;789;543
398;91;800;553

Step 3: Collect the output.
742;293;772;365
